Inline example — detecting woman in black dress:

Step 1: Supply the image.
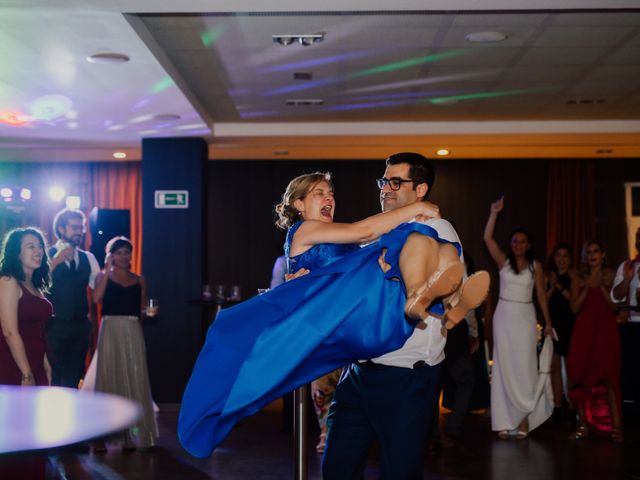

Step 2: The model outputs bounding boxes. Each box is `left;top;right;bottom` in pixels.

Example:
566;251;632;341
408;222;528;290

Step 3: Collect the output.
545;243;576;419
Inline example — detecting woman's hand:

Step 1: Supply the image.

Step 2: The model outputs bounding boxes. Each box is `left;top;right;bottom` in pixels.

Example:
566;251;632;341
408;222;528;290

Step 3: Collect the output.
21;373;35;386
104;253;114;271
490;196;504;214
416;201;440;222
544;324;554;337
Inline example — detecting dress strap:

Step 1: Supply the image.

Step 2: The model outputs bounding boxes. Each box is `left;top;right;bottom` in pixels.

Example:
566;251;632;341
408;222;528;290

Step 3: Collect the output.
284;221;304;260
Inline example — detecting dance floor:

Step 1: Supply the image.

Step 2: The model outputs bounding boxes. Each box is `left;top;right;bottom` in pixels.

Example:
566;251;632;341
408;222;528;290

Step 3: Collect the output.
38;402;639;479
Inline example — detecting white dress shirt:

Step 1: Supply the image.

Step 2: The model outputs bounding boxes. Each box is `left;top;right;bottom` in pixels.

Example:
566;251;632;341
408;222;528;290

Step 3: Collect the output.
611;260;640;322
371;218;464;368
54;240;101;289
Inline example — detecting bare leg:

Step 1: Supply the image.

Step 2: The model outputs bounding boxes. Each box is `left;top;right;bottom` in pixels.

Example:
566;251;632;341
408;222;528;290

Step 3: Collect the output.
569;402;589;439
399;234;464;321
399;234;440;298
605;381;623;442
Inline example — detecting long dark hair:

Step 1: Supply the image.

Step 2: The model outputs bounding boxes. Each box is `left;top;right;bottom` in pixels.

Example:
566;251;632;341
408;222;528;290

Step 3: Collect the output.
0;227;50;291
507;226;535;274
546;242;572;275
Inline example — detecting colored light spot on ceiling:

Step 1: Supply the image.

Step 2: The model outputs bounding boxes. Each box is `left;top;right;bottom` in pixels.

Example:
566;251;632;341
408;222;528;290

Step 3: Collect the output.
428;88;542;104
350;50;468;78
200;25;226;47
0;111;29;126
28;94;73;120
150;77;174;95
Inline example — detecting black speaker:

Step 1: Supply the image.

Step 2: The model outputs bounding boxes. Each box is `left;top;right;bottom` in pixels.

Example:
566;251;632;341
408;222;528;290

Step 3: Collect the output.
89;208;130;267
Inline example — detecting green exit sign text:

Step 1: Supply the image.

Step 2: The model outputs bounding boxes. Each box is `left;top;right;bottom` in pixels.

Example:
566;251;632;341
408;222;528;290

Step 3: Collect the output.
154;190;189;209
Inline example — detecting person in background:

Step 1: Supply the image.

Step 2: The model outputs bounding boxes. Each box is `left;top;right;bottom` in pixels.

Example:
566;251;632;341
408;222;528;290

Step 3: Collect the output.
484;196;554;439
0;227;52;386
92;236;158;451
545;243;576;422
46;208;100;388
568;240;623;442
611;226;640;322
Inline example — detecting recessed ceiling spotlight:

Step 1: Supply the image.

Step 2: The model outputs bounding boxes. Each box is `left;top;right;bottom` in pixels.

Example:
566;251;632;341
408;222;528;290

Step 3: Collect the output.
465;31;507;43
286;99;324;106
272;34;324;46
436;149;450;156
153;113;181;121
113;152;127;159
87;52;130;64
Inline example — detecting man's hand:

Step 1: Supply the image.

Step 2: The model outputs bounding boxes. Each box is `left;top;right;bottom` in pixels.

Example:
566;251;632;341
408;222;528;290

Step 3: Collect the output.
285;268;310;282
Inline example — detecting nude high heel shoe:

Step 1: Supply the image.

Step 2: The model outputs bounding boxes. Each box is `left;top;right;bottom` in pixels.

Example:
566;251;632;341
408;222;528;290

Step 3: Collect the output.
405;262;465;322
442;271;490;330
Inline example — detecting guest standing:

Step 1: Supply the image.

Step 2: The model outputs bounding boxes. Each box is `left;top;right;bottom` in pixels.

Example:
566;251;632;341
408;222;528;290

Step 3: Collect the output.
46;208;100;388
92;236;158;449
484;196;553;439
545;243;576;419
0;227;52;386
567;240;622;442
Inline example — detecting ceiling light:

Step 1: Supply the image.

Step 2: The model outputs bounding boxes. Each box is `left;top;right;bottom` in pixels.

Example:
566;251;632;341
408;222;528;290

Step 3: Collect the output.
436;149;450;156
596;149;613;154
465;31;507;43
286;99;324;106
87;53;130;64
0;188;12;198
49;186;66;202
20;188;32;200
274;151;290;156
113;152;127;159
272;34;324;46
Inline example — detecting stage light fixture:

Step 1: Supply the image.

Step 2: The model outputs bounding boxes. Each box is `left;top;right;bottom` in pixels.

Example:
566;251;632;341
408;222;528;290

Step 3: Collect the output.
49;186;66;202
436;149;450;156
66;195;81;209
1;187;12;198
20;188;32;200
113;152;127;159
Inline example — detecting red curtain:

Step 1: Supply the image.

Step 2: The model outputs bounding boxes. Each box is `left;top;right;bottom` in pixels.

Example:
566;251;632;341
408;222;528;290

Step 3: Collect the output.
546;160;596;265
86;163;142;273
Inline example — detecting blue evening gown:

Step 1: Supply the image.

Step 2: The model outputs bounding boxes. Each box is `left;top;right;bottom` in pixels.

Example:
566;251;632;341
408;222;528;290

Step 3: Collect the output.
178;221;460;458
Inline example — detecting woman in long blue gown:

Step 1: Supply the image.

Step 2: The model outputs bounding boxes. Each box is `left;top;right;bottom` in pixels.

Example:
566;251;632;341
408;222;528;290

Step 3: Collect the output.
178;172;462;458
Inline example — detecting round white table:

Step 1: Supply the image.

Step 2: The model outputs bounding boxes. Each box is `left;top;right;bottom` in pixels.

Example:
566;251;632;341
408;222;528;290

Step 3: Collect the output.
0;386;141;454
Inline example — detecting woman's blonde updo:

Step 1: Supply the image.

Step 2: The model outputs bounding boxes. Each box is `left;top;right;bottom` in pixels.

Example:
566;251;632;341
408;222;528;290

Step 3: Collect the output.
275;172;332;230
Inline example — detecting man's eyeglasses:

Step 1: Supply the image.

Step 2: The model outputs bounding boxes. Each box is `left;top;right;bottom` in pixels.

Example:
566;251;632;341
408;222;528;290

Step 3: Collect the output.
376;177;415;191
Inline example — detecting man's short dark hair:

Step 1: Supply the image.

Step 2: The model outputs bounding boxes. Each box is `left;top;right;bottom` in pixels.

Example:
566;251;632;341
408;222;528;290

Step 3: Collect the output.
385;152;435;200
53;208;85;240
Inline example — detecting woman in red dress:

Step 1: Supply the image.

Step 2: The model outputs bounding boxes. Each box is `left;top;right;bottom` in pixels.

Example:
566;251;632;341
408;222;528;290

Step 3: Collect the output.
0;227;53;386
567;240;622;442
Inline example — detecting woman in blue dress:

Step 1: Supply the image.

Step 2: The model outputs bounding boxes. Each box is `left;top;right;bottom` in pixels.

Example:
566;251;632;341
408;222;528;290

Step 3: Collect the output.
179;172;470;458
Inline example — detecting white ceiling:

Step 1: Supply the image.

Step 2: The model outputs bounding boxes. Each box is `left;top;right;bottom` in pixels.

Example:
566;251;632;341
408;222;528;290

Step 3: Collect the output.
1;1;639;161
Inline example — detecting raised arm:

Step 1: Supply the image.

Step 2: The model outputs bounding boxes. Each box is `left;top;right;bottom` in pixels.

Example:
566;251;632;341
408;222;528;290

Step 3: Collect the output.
91;254;113;304
0;277;34;385
483;197;507;269
290;201;440;256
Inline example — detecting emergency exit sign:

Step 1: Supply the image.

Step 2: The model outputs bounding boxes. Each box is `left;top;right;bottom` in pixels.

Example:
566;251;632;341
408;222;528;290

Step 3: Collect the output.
155;190;189;209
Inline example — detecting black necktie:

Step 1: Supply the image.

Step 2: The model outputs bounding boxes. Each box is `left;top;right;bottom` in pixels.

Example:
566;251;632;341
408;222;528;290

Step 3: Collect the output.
69;259;76;271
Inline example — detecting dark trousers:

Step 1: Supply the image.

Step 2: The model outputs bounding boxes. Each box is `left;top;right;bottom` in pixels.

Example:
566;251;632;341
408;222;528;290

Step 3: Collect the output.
322;362;442;480
46;318;91;388
438;349;475;438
